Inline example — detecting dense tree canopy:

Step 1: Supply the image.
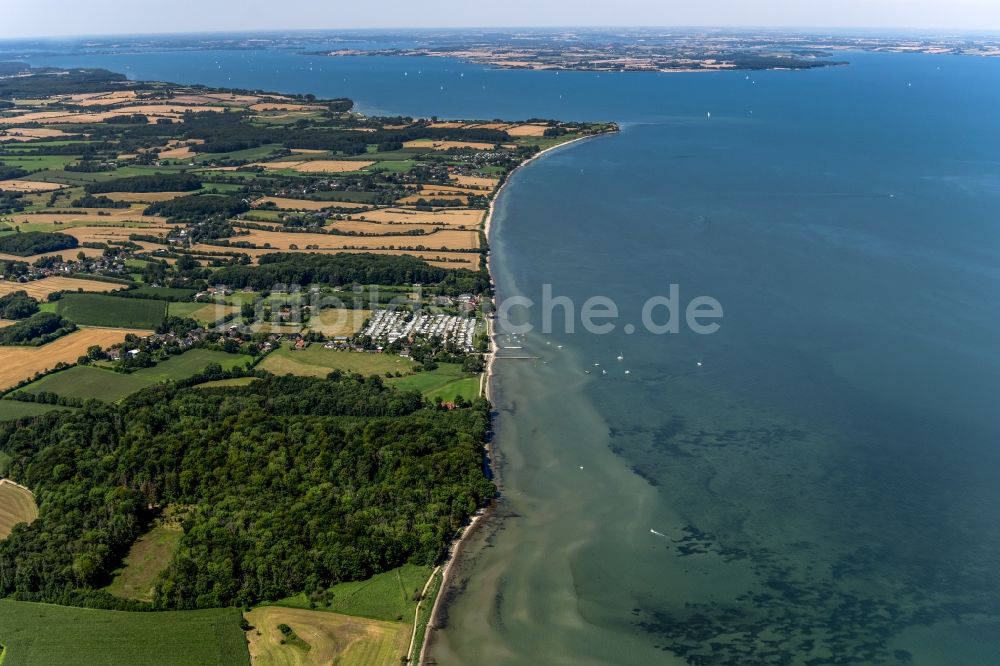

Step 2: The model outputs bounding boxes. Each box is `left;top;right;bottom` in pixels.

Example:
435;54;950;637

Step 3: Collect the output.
0;374;493;609
0;312;75;345
0;231;78;257
85;173;202;194
214;252;487;293
0;290;40;319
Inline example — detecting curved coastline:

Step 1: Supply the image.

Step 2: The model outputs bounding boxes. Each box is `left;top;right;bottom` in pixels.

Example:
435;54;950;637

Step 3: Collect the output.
418;129;616;664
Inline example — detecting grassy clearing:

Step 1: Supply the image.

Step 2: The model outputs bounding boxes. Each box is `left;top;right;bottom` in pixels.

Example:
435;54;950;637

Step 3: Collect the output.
245;606;409;666
55;293;168;329
0;400;76;422
409;567;443;666
105;513;184;602
168;301;239;325
127;286;198;300
17;349;253;402
195;377;259;389
389;363;481;402
0;480;38;539
258;346;415;379
0;600;250;666
275;564;430;623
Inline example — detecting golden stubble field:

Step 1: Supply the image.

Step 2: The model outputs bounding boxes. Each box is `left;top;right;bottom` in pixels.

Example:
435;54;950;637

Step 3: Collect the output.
254;197;371;211
252;160;375;173
0;327;151;391
244;606;409;666
0;276;124;300
0;480;38;540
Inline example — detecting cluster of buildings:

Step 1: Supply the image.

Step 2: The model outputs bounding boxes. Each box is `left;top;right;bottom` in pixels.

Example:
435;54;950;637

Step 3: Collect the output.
362;309;479;352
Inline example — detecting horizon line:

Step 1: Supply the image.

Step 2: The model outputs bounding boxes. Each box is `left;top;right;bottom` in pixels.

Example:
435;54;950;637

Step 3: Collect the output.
3;25;1000;42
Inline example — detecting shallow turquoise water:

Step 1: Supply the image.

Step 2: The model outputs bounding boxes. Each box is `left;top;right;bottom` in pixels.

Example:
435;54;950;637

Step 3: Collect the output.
15;44;1000;663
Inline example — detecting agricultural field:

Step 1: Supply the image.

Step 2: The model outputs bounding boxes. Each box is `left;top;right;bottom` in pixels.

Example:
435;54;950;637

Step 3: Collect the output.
245;606;409;666
0;480;38;539
251;159;374;173
275;564;431;622
0;400;76;422
305;308;371;337
168;301;240;325
0;327;149;391
254;196;370;211
0;601;250;666
15;349;253;402
258;346;415;378
0;276;124;300
389;363;482;402
54;293;168;328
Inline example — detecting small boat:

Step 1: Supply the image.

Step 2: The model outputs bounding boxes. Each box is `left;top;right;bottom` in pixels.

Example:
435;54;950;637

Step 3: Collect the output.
625;370;631;375
696;361;703;367
617;352;624;362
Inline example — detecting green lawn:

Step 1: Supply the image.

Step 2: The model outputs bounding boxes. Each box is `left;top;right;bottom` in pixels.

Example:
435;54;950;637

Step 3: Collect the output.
127;286;198;300
55;293;167;329
105;520;184;602
274;564;431;623
0;600;249;666
16;350;253;402
363;160;414;174
0;400;77;422
390;363;481;402
258;346;415;378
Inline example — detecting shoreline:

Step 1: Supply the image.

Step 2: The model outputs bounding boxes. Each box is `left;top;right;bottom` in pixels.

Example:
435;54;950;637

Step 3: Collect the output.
418;128;616;664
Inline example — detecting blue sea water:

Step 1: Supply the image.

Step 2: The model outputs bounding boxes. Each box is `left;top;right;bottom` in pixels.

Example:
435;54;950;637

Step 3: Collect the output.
12;44;1000;664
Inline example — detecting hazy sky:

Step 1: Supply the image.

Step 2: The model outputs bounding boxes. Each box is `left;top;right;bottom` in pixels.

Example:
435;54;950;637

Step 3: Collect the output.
4;0;1000;39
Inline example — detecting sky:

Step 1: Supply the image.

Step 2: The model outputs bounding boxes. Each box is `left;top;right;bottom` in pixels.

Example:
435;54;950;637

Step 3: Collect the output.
3;0;1000;39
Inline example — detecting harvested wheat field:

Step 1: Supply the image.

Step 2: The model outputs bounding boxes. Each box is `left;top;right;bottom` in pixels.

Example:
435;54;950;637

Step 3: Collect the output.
398;193;470;205
62;225;171;244
330;220;430;235
68;90;138;105
0;180;65;193
0;480;38;540
8;209;164;227
245;606;409;666
250;102;323;112
450;174;500;190
255;197;369;211
505;123;552;136
0;104;226;125
427;121;466;129
0;246;105;263
350;208;484;228
158;145;195;159
1;127;72;139
0;277;123;300
307;308;371;337
402;139;497;151
0;327;151;391
0;319;14;329
253;160;374;173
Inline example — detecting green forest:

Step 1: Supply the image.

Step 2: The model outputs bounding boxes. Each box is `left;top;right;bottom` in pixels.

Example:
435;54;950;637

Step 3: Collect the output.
0;374;494;610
